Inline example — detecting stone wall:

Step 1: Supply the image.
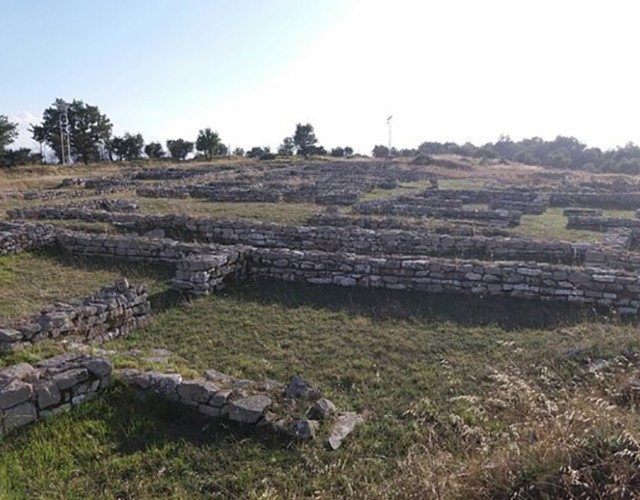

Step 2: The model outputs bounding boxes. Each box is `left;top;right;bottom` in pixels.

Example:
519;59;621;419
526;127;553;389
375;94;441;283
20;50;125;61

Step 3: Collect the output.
0;354;112;436
563;208;604;217
0;222;57;255
247;248;640;314
352;198;522;226
567;216;640;232
0;279;150;351
551;192;640;209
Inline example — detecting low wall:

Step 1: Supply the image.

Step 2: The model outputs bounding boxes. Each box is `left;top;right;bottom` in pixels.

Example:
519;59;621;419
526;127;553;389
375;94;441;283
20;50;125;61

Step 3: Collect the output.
567;216;640;232
563;208;604;217
0;222;57;255
247;249;640;314
0;354;112;436
0;279;150;351
352;199;521;227
551;192;640;209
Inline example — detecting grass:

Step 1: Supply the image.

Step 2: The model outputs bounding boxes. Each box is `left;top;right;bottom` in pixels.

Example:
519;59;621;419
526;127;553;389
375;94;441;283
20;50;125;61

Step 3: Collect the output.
137;198;321;224
3;162;640;497
0;252;171;320
2;280;640;498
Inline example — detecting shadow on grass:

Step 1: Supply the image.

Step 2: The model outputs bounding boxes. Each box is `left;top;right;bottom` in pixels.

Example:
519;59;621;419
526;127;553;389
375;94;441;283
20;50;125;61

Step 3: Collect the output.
223;278;623;330
79;384;294;455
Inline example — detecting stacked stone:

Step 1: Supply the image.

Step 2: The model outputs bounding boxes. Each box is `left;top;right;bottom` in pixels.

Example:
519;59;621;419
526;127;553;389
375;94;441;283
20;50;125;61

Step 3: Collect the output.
8;199;138;222
488;199;547;215
0;354;112;436
55;230;242;263
353;198;522;227
0;279;150;351
172;251;249;295
563;208;604;217
567;216;640;232
22;190;87;201
247;248;640;314
119;368;363;447
551;192;640;209
0;222;57;255
307;214;510;236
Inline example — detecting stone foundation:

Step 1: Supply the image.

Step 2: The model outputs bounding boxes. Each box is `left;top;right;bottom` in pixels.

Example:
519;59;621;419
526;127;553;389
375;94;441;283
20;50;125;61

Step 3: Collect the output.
0;354;112;437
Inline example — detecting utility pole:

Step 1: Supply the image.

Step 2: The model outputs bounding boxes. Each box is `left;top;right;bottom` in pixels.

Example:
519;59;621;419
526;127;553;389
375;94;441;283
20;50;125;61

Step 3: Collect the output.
386;115;393;152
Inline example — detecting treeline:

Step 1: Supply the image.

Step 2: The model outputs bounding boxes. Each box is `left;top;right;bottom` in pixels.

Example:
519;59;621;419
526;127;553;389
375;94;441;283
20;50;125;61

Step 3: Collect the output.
0;97;355;167
414;135;640;174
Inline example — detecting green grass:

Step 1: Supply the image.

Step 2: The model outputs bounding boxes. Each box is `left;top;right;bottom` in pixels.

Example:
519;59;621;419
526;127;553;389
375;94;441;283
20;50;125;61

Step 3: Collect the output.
0;252;171;320
4;280;640;498
137;198;321;224
509;207;604;242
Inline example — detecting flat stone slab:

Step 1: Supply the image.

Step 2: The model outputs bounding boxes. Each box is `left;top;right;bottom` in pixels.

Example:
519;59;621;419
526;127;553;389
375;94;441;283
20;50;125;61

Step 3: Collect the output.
227;395;272;424
328;412;364;450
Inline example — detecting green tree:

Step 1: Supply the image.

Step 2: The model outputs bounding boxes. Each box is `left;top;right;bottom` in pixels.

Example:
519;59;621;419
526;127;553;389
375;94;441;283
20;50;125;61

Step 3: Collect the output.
372;145;389;158
166;139;194;161
0;115;18;151
111;132;144;161
144;142;164;159
233;147;244;157
278;136;295;156
32;99;112;164
344;146;354;157
293;123;318;158
330;147;345;157
195;128;223;160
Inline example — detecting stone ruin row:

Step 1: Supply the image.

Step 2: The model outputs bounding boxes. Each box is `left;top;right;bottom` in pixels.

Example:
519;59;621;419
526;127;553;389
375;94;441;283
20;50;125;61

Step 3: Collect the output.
4;213;640;313
0;348;363;446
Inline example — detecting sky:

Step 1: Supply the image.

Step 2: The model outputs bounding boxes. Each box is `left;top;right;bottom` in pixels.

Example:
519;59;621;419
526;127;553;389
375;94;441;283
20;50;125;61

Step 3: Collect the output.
2;0;640;155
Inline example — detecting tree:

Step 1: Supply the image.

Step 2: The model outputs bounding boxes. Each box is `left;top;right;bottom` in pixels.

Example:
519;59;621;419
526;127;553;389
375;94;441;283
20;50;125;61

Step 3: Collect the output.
344;146;354;158
293;123;318;158
278;136;295;156
246;146;274;160
32;99;112;164
145;142;164;159
195;128;224;160
233;147;244;157
372;145;389;158
166;139;194;160
0;148;36;168
111;132;144;161
0;115;18;151
330;147;345;158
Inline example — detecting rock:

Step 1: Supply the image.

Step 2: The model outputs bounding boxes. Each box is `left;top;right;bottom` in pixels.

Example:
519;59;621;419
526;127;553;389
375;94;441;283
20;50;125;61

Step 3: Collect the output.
114;277;130;292
2;401;37;432
284;375;321;401
309;398;336;420
328;412;364;450
143;229;166;239
84;357;112;378
293;419;319;440
35;379;61;409
587;359;609;373
0;378;34;409
52;368;89;391
177;379;220;405
0;362;37;382
226;395;272;424
0;328;23;343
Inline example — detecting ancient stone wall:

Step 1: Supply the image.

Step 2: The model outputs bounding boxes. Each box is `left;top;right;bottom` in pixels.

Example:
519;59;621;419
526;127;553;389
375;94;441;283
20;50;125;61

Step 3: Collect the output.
247;249;640;314
567;216;640;232
0;354;112;436
551;192;640;209
0;222;57;255
352;198;522;226
563;208;604;217
0;279;150;351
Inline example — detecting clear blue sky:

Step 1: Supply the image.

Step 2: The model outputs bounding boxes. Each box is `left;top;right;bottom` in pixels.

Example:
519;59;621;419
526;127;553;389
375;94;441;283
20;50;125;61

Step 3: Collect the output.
3;0;640;154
